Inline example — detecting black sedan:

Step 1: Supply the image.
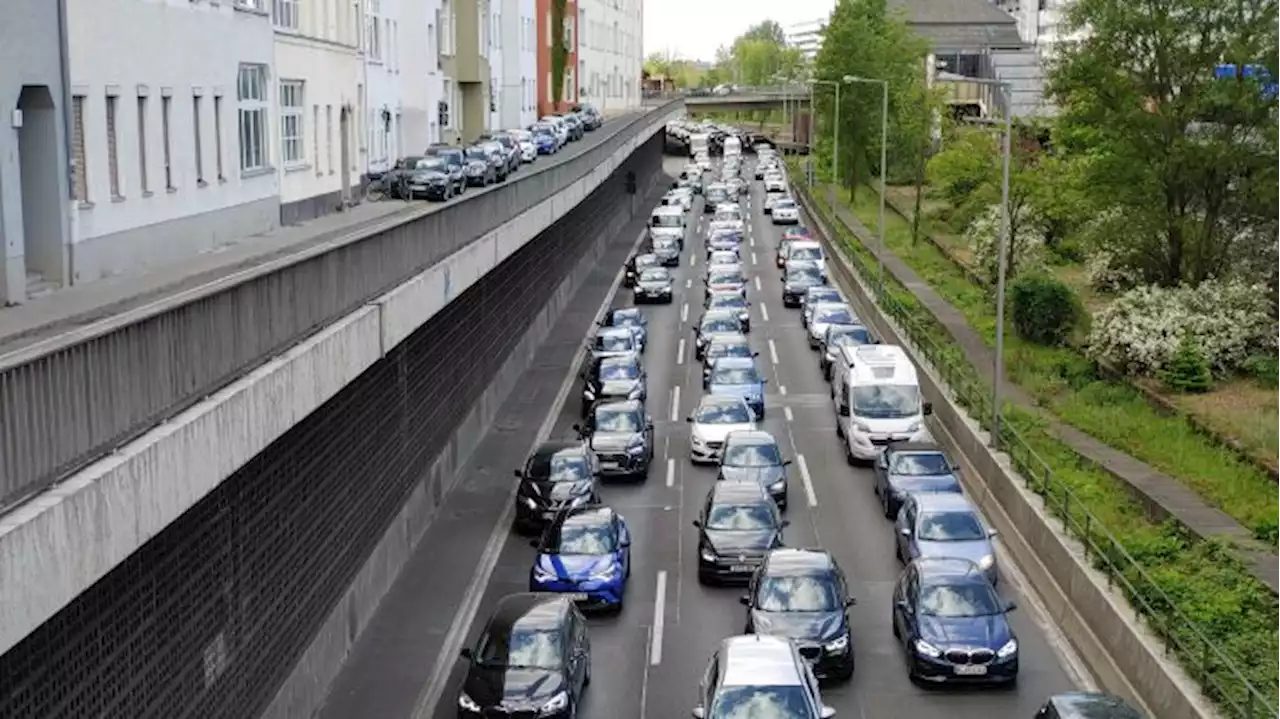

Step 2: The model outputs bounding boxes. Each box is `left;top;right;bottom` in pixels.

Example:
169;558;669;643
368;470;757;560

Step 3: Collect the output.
463;147;497;186
400;156;458;200
651;237;681;267
781;262;826;308
718;430;791;509
694;482;788;585
512;442;601;534
634;267;674;303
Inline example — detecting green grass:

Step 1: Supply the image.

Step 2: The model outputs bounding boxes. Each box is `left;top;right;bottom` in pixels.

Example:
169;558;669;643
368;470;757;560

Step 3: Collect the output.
837;185;1279;544
797;177;1279;716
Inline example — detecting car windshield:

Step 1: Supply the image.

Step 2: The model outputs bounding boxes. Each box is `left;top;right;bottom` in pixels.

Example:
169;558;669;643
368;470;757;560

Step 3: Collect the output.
711;366;760;385
709;686;812;719
775;199;796;209
851;384;920;419
639;268;671;282
790;247;823;261
710;293;747;308
829;326;872;346
806;290;841;305
696;402;753;424
918;511;986;541
786;269;822;284
756;575;841;612
891;452;951;476
814;307;854;324
702;318;741;334
652;214;683;228
723;442;782;467
709;271;745;285
707;191;728;202
708;342;752;361
550;522;616;554
595;333;634;352
410;157;446;171
476;626;562;670
593;406;643;432
706;503;775;530
598;361;639;380
612;310;642;326
635;255;660;269
918;582;1003;618
710;253;739;265
465;148;488;160
653;238;678;251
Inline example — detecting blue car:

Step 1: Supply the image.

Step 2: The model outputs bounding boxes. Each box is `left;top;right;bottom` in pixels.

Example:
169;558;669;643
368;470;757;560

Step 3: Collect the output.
535;132;558;155
529;506;632;611
706;356;767;418
872;442;963;520
891;557;1019;685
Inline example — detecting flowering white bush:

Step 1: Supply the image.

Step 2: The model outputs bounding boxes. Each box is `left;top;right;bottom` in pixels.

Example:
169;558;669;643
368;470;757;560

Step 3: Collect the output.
1085;251;1143;293
966;203;1045;284
1087;279;1277;377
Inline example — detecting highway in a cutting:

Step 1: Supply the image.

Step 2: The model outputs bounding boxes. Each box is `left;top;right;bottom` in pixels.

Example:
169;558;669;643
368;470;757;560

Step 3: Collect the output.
421;154;1089;719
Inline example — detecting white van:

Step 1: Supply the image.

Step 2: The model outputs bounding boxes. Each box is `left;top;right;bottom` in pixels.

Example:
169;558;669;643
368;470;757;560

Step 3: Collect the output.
832;345;933;461
650;205;687;246
723;136;742;157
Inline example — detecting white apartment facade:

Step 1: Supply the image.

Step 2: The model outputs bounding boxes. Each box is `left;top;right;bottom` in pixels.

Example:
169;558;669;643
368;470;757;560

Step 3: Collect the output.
412;0;446;148
364;0;404;174
498;0;538;129
577;0;644;112
992;0;1073;54
785;19;826;62
487;0;504;130
66;0;279;284
273;0;366;224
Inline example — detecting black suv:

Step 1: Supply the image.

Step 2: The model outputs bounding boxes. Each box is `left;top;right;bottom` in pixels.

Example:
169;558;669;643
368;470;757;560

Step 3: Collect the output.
423;144;467;195
577;399;654;481
456;593;591;718
580;354;647;416
513;441;601;533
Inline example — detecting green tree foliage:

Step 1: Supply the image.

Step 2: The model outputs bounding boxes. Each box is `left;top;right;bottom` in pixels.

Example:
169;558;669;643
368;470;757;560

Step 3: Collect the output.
1160;335;1214;393
550;0;567;104
811;0;936;197
1046;0;1279;287
644;53;708;89
1010;272;1081;346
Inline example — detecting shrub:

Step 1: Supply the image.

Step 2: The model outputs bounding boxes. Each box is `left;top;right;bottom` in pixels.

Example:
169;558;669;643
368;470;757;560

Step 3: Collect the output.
927;129;998;205
1085;250;1142;293
1243;354;1279;389
1160;335;1213;393
1087;280;1277;376
966;204;1045;284
1010;272;1081;346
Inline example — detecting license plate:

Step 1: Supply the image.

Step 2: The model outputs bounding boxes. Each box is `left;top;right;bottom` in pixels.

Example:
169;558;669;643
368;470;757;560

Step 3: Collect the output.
729;564;752;573
567;593;590;601
600;462;619;470
410;185;427;191
954;664;988;676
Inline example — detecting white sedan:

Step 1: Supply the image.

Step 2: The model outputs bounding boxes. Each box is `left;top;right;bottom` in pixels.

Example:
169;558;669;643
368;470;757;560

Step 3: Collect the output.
771;198;800;225
687;395;758;463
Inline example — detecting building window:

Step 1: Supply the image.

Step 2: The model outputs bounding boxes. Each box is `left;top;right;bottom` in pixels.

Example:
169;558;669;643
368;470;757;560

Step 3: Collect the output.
440;79;453;128
72;96;88;202
238;64;268;172
193;96;204;184
273;0;298;29
161;95;174;190
136;95;149;193
213;94;225;181
366;0;382;61
312;105;320;172
545;10;551;46
279;79;305;166
578;8;585;48
564;16;573;47
326;104;334;173
428;19;437;66
106;94;122;199
441;0;454;55
566;69;575;102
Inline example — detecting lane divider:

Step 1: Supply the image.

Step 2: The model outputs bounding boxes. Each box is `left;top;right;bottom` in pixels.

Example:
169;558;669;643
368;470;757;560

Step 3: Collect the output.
680;303;688;324
768;339;779;365
784;406;794;422
797;454;819;508
760;303;770;323
666;458;676;488
669;385;681;422
751;252;758;265
754;276;762;292
650;570;668;666
676;338;685;365
779;385;788;395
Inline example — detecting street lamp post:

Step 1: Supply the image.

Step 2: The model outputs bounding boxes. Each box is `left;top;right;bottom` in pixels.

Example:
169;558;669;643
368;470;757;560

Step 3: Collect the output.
841;75;890;293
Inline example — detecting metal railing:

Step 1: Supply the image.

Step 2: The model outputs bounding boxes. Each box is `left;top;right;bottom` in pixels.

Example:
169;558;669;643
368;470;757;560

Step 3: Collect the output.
795;181;1278;719
0;98;685;513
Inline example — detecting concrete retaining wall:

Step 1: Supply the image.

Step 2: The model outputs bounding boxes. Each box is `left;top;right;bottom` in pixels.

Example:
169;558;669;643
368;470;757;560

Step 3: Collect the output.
795;187;1221;719
0;107;680;658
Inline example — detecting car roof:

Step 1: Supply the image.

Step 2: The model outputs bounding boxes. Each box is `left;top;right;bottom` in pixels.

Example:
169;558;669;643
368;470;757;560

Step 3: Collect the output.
703;309;742;321
912;557;985;581
597;354;639;368
532;440;588;458
594;398;643;413
764;547;836;574
653;205;682;215
712;356;756;369
710;481;771;503
910;492;976;512
598;326;633;338
612;307;642;317
560;505;616;528
1049;692;1144;719
719;635;804;687
724;429;776;446
805;286;841;296
487;593;571;634
812;301;850;313
707;333;750;347
789;240;821;248
887;441;943;455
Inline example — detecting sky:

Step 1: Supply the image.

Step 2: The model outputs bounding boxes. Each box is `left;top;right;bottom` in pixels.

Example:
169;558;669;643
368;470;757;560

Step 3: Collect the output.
641;0;837;63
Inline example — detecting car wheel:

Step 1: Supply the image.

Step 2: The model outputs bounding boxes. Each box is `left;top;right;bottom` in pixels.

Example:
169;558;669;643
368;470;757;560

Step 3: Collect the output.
884;494;895;519
584;661;592;687
845;443;856;466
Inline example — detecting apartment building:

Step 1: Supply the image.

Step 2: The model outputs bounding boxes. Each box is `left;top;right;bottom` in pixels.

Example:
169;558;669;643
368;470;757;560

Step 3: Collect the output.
0;0;72;304
577;0;643;111
991;0;1077;56
487;0;504;130
535;0;579;115
64;0;278;285
438;0;492;142
364;0;402;175
498;0;539;129
785;19;827;62
413;0;447;148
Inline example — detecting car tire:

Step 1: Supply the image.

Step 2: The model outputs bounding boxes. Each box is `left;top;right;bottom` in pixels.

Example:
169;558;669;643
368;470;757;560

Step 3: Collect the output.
845;443;856;466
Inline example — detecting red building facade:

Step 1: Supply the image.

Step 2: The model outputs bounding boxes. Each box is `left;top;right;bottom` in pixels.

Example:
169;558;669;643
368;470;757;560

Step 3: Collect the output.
535;0;579;116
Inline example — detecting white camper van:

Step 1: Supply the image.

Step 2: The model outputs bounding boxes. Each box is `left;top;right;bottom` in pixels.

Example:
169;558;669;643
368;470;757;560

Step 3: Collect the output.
832;345;932;461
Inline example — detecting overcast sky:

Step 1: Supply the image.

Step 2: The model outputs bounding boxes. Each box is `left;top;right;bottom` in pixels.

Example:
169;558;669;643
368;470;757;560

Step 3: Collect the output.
642;0;837;62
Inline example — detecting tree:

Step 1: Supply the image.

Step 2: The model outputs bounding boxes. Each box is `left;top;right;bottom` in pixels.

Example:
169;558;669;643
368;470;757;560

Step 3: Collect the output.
1046;0;1279;287
550;0;568;104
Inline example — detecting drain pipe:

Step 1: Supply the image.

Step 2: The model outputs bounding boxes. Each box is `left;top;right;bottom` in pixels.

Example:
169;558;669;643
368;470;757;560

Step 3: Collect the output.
57;0;76;286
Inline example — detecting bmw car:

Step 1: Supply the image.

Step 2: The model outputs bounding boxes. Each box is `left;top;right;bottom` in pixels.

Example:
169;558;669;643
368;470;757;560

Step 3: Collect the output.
706;356;767;418
895;493;999;586
513;442;602;534
704;266;749;300
891;558;1019;685
603;307;648;348
401;156;458;201
741;548;857;680
702;334;756;384
588;327;639;364
625;253;661;288
704;291;752;332
529;506;632;611
580;354;646;416
872;442;963;520
718;430;791;509
694;310;746;360
579;399;654;481
634;267;674;304
694;482;788;585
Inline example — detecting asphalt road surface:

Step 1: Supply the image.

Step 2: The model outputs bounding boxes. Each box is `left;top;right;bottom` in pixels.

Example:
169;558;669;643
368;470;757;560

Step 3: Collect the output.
318;155;1091;719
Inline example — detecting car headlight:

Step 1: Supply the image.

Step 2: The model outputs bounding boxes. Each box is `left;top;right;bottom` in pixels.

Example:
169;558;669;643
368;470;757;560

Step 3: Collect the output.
996;638;1018;658
532;566;557;583
539;691;570;716
627;441;646;455
691;434;705;447
589;564;618;581
853;422;873;434
699;547;718;563
824;634;850;653
905;422;921;433
458;692;482;712
767;479;786;492
913;639;943;658
978;554;995;570
523;497;539;510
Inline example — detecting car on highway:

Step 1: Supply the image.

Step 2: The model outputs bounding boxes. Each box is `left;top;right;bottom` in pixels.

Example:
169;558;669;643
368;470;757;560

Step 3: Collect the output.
726;176;748;198
706;356;767;418
650;205;687;248
579;399;654;481
891;557;1019;686
707;229;744;255
694;482;788;585
691;634;836;719
602;306;648;348
776;238;796;268
772;197;801;225
894;493;999;585
740;548;857;681
634;266;674;304
529;506;632;611
870;440;962;516
801;287;845;328
456;593;591;718
820;323;877;379
718;430;791;509
787;240;827;276
702;334;756;384
833;346;933;462
704;265;749;299
764;191;789;215
709;205;747;235
513;442;602;533
764;174;787;193
688;395;758;463
807;303;856;349
624;252;661;288
704;291;752;332
580;354;646;415
1036;692;1146;719
782;226;813;242
534;127;559;154
588;326;639;364
509;128;537;163
707;249;741;267
663;186;695;212
704;184;730;211
782;261;827;308
694;309;747;360
652;236;681;267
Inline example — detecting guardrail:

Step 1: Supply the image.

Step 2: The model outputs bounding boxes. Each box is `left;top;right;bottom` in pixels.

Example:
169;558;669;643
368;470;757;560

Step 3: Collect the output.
0;98;684;513
795;182;1277;719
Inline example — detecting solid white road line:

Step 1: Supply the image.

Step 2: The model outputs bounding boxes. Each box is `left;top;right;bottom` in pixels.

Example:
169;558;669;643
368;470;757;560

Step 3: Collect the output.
754;276;762;291
686;278;692;289
779;385;788;395
410;229;645;719
749;235;755;247
691;254;697;267
666;458;676;488
768;339;779;365
680;303;688;323
760;303;770;323
670;385;681;422
797;454;819;508
784;406;794;422
650;570;669;666
676;338;685;365
751;252;758;265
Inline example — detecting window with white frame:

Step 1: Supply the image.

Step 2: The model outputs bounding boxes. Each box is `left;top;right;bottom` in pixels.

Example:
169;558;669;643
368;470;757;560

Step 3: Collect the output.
238;64;268;172
564;16;573;47
441;0;454;55
545;10;551;47
578;8;585;48
478;1;488;60
72;95;88;202
106;94;121;199
366;0;383;62
273;0;298;29
440;79;453;128
279;79;304;166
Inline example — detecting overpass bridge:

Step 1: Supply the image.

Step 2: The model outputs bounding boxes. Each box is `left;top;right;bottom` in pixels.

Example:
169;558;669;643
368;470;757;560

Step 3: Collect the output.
0;98;683;719
683;89;811;114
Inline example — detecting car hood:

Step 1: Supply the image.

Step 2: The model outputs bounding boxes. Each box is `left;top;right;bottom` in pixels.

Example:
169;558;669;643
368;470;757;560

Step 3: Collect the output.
521;478;594;504
888;474;960;495
751;610;845;643
707;382;764;402
692;422;754;443
594;379;642;398
719;465;785;486
536;552;618;580
914;539;992;565
784;280;822;293
466;161;488;170
917;613;1012;650
462;666;567;708
707;281;746;292
590;431;642;452
703;528;778;553
637;279;671;291
410;170;448;181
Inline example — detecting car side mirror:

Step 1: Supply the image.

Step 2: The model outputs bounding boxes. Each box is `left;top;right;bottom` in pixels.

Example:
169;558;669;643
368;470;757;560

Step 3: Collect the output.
686;416;694;423
821;707;837;719
895;599;910;612
620;537;631;548
1005;600;1018;613
513;469;523;478
459;647;474;661
845;596;857;607
922;402;934;415
761;378;769;384
739;595;751;606
988;528;1000;538
780;519;791;528
782;459;793;467
752;351;760;357
572;423;583;433
692;708;706;719
691;519;702;528
839;405;850;417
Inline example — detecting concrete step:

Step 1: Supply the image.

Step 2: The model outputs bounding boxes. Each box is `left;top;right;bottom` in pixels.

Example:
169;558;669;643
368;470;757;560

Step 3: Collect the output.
24;272;59;300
